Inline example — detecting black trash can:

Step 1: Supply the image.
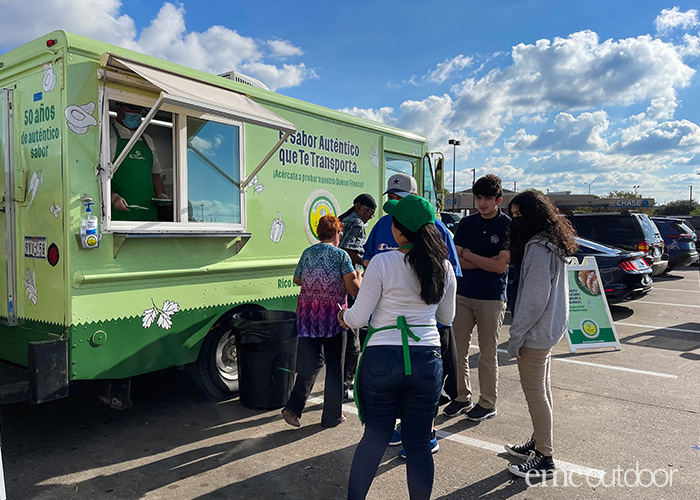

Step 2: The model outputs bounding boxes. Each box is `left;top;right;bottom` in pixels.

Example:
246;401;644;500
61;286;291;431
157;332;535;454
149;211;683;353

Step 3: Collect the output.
230;310;298;409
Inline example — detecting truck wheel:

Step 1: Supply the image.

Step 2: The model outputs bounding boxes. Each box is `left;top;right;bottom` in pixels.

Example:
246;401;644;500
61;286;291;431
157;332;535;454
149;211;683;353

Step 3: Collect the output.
186;305;264;400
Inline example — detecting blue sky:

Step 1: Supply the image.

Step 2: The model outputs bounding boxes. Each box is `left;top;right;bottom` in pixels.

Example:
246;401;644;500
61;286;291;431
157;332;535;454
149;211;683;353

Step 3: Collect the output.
1;0;700;204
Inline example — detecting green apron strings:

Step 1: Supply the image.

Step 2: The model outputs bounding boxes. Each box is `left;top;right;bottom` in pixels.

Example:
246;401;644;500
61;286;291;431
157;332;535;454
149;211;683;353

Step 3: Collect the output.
353;315;432;424
367;316;428;376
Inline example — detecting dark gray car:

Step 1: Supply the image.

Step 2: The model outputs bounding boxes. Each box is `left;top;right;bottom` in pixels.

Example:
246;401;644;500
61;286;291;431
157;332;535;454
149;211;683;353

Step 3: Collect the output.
566;212;668;276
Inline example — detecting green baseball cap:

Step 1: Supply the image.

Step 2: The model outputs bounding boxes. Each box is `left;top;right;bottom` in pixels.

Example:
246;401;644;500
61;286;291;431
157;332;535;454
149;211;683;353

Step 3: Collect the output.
383;194;436;233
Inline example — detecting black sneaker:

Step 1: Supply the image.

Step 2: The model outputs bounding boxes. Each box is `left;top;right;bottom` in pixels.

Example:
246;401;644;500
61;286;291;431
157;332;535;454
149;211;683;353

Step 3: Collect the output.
465;403;497;421
508;450;555;480
342;391;354;403
443;399;472;417
505;437;535;460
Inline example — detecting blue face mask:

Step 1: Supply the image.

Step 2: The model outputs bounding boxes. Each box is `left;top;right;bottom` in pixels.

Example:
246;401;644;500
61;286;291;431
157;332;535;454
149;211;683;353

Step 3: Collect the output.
123;112;142;129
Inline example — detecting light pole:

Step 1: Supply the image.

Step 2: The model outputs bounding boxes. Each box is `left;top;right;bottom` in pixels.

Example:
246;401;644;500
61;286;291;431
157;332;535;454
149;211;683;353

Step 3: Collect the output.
448;139;460;212
690;185;694;214
471;168;476;212
513;181;517;192
633;185;640;196
584;180;595;195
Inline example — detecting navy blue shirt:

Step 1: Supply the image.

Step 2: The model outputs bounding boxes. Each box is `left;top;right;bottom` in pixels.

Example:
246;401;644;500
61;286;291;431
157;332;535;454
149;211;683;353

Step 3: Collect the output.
453;209;510;300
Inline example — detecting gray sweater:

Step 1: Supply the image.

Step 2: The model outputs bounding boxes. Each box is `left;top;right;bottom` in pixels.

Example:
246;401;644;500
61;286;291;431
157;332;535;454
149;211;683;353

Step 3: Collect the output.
507;238;570;358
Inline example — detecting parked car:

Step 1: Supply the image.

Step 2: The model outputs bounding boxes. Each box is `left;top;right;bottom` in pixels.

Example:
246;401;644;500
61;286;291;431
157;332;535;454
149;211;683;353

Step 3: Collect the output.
574;237;653;303
440;212;462;234
651;217;699;271
661;215;700;251
566;212;668;276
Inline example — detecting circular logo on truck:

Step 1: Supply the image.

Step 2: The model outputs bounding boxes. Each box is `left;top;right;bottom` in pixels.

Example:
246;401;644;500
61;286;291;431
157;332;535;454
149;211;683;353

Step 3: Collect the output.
303;189;340;244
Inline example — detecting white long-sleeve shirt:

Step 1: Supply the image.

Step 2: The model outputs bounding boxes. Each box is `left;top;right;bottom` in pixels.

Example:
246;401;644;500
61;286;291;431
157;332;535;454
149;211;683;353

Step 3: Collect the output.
343;250;456;347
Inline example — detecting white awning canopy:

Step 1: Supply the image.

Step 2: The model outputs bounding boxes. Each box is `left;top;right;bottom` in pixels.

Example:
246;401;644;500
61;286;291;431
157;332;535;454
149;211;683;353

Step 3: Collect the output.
101;53;295;187
102;54;295;134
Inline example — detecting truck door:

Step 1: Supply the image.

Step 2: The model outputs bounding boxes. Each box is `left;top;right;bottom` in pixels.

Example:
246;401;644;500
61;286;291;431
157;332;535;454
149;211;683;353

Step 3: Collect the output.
0;88;17;326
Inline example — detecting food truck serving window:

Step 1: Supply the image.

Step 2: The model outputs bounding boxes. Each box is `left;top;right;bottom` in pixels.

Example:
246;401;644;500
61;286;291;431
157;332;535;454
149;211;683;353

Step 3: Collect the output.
98;54;295;234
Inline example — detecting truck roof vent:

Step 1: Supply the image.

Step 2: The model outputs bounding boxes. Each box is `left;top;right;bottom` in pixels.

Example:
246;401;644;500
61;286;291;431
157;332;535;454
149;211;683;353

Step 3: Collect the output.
218;71;270;91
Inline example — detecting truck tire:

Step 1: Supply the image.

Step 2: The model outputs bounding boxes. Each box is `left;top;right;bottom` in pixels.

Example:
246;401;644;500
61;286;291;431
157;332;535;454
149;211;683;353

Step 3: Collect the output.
186;305;264;400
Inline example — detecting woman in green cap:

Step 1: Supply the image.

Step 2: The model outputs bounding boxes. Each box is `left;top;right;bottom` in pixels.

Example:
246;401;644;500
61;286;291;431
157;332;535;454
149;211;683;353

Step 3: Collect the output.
338;194;456;500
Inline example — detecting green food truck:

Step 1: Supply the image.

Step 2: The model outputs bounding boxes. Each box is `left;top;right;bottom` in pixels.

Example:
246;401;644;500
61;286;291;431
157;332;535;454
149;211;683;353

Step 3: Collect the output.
0;31;444;406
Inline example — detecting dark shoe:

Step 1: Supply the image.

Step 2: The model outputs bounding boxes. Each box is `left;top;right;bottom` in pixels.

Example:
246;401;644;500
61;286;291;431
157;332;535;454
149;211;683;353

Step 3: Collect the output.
321;415;347;428
466;403;497;422
281;408;300;428
508;450;555;480
342;390;354;403
505;437;535;460
398;430;439;459
389;423;402;446
443;399;472;417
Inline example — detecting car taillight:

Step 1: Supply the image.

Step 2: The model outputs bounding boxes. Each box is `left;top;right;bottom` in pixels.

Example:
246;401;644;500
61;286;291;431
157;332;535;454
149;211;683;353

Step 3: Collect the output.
638;241;649;252
619;260;638;272
679;233;692;238
667;234;678;238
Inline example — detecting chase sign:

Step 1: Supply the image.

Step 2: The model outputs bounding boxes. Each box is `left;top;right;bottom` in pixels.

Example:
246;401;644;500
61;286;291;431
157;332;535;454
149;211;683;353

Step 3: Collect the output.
614;198;652;207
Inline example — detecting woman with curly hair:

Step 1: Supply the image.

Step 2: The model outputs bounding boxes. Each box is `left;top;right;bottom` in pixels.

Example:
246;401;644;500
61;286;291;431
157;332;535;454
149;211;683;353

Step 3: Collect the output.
282;215;362;428
338;195;456;500
504;190;577;480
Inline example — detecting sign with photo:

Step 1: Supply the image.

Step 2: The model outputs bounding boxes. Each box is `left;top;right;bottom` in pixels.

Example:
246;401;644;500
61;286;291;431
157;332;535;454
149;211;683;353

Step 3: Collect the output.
566;256;621;352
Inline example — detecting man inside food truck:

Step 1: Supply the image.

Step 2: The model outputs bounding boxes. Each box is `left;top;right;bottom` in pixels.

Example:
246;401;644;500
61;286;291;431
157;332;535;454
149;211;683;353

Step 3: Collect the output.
110;102;169;221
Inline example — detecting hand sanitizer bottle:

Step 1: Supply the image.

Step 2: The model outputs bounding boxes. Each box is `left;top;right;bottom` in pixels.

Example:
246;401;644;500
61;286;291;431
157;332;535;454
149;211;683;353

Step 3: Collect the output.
82;202;98;236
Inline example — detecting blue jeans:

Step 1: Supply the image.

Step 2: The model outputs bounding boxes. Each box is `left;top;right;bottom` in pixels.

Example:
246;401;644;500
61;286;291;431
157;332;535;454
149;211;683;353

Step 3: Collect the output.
347;345;442;500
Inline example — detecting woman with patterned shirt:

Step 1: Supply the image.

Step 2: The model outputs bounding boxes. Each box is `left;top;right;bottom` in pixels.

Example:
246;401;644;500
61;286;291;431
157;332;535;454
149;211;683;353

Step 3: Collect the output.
282;215;362;428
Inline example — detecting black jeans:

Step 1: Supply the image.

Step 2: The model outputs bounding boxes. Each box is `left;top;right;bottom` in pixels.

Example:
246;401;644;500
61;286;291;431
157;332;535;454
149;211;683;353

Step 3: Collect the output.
347;345;442;500
284;331;346;427
344;327;360;392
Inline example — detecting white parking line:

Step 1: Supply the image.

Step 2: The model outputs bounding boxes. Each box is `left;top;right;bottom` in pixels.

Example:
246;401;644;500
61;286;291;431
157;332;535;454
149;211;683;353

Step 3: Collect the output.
439;430;606;479
492;348;678;379
548;358;677;379
652;287;700;293
615;322;700;334
309;396;606;479
635;300;700;309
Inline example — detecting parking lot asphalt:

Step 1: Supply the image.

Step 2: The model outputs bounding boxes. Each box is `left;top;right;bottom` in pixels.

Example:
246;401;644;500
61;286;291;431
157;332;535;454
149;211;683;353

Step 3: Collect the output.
1;267;699;499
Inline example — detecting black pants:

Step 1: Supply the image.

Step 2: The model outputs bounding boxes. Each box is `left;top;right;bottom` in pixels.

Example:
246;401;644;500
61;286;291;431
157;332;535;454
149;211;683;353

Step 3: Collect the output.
343;295;362;392
284;331;346;427
344;328;363;391
439;325;459;401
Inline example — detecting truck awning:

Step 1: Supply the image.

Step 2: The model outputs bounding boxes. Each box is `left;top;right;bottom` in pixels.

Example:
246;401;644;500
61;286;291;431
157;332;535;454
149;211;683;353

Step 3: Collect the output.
100;53;295;187
102;54;295;134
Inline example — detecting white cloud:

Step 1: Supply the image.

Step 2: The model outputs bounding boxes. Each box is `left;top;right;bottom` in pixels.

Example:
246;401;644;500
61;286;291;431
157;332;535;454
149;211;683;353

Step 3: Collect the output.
268;39;304;58
449;31;695;133
611;119;700;154
0;0;136;47
680;34;700;56
427;55;472;84
506;111;609;152
0;0;315;90
240;62;317;91
339;106;397;124
654;7;699;35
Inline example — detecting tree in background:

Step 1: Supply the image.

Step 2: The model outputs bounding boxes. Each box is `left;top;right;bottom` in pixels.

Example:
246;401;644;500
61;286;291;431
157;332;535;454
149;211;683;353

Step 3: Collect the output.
656;199;699;215
605;190;641;199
